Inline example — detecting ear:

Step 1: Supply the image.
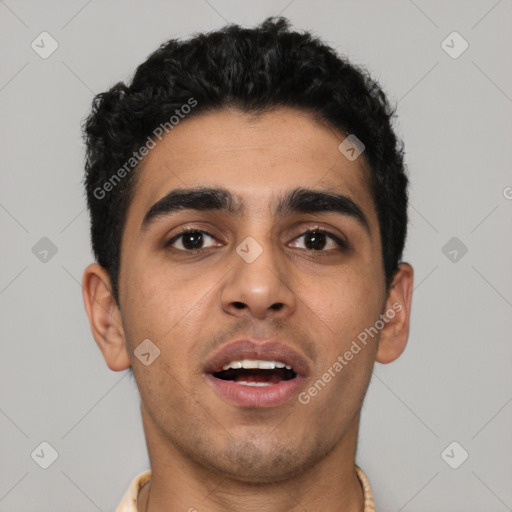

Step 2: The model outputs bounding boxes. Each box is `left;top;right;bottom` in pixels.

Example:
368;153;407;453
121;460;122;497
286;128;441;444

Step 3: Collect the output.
82;263;131;371
376;263;414;364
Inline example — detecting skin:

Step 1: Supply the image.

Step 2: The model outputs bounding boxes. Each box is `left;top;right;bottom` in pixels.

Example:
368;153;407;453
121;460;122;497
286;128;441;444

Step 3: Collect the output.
83;107;413;512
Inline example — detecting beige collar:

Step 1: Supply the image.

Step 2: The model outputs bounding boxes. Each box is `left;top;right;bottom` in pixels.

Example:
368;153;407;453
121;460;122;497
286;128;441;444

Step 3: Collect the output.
115;466;375;511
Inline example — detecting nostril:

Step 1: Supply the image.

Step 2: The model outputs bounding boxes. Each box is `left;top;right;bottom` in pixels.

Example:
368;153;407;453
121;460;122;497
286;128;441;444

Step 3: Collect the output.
230;302;284;312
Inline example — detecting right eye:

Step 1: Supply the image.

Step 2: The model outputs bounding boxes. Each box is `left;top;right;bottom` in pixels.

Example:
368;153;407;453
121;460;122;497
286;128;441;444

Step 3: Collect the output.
166;229;222;252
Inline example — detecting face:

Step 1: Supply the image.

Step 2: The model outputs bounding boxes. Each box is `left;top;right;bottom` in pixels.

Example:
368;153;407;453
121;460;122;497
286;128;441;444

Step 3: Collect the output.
84;107;413;484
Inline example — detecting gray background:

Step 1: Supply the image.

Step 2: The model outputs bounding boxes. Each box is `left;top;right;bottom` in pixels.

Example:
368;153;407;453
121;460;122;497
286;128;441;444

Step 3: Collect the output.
1;1;511;511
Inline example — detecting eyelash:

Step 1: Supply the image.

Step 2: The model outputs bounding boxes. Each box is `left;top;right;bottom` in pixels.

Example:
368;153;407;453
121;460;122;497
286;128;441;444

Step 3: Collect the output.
165;227;348;252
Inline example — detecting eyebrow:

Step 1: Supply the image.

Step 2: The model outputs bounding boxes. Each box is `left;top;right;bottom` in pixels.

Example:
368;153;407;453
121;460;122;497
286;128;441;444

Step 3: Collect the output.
141;186;370;234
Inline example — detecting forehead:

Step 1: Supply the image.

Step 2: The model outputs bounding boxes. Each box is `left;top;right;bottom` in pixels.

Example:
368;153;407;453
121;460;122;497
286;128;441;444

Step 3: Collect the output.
126;107;377;227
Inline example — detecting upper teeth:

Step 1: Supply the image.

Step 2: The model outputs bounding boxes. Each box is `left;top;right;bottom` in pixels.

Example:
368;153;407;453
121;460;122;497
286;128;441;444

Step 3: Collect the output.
222;359;292;371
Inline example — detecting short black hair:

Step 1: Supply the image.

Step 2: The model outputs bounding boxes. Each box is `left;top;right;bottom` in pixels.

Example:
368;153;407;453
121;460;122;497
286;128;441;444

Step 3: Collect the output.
83;16;408;303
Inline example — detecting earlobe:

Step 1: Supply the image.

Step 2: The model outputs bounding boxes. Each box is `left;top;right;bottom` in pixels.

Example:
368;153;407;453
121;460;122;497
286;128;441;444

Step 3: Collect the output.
82;263;131;372
376;263;414;364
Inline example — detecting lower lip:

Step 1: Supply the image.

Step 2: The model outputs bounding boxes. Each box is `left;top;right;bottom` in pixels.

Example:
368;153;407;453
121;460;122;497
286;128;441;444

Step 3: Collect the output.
205;375;305;408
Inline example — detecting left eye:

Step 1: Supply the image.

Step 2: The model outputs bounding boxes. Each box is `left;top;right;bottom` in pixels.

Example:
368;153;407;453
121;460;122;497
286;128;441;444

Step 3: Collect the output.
167;230;221;251
289;230;345;251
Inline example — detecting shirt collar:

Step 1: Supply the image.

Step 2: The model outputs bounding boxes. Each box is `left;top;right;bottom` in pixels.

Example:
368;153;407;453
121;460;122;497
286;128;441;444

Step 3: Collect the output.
116;466;375;512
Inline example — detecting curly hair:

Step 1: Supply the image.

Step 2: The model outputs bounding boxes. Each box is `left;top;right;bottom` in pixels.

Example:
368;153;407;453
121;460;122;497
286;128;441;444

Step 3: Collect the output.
83;16;408;304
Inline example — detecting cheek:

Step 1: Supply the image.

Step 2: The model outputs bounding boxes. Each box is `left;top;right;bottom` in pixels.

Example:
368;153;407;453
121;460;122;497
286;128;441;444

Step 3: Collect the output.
298;266;384;343
120;258;217;369
121;253;192;331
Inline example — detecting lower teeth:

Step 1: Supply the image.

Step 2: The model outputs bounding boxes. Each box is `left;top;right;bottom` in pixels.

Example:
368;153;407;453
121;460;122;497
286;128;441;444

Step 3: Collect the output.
235;381;274;387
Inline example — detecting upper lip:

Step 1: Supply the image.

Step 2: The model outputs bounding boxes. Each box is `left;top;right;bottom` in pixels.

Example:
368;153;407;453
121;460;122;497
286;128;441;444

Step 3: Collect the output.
204;339;310;377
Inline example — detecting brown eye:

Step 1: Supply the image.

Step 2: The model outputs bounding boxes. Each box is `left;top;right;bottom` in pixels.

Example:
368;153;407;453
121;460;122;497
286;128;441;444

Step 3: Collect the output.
289;230;347;251
303;231;327;250
167;230;221;251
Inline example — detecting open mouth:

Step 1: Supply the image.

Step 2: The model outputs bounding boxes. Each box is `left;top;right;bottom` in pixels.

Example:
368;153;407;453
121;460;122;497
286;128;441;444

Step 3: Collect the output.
203;340;308;407
212;359;298;387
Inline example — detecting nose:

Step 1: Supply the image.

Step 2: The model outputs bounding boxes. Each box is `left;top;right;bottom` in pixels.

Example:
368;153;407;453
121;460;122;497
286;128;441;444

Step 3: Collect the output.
220;238;297;320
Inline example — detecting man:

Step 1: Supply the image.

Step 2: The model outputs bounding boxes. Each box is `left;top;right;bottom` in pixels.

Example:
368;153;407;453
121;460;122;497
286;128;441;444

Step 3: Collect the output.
82;17;413;512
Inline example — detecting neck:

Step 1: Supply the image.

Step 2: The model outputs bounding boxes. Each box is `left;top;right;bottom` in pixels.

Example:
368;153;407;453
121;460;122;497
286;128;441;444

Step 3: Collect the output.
137;411;365;512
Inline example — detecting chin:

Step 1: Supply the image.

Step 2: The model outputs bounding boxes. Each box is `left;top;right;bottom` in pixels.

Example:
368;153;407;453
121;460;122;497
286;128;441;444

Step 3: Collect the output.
197;435;323;484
